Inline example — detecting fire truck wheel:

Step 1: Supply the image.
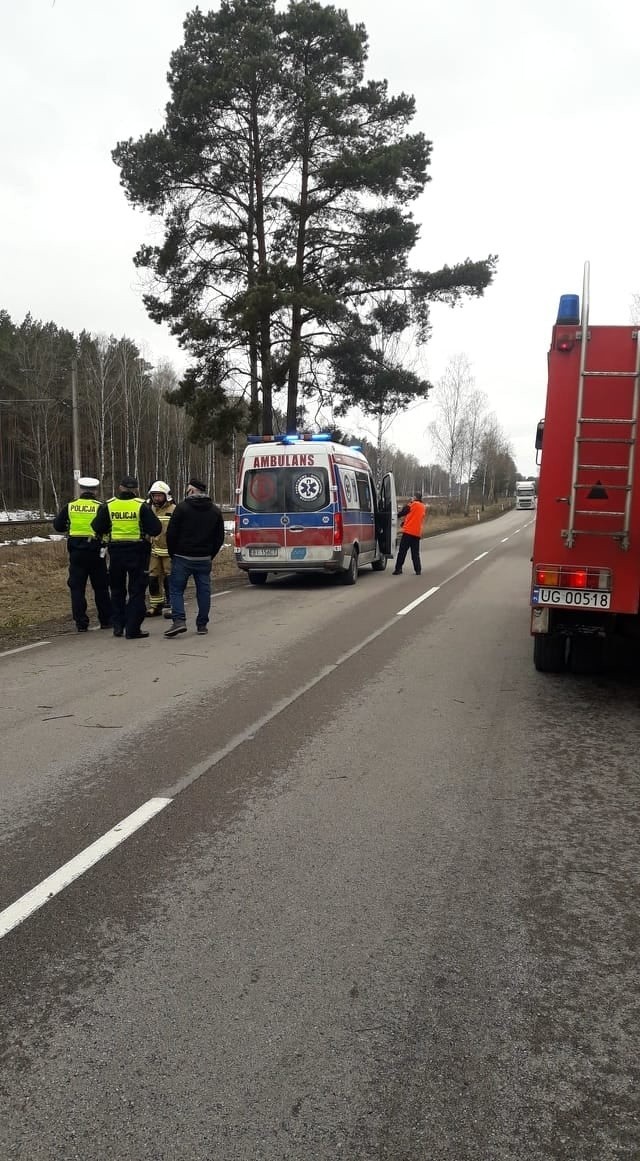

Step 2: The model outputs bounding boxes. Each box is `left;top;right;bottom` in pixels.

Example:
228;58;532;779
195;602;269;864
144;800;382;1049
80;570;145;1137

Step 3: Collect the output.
371;553;387;572
248;571;268;586
568;635;604;676
342;549;359;585
533;634;566;673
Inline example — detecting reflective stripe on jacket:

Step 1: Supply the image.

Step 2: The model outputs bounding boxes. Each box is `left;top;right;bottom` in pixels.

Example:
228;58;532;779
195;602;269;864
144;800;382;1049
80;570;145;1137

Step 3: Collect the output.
107;497;145;541
402;501;427;538
150;503;176;556
68;498;102;538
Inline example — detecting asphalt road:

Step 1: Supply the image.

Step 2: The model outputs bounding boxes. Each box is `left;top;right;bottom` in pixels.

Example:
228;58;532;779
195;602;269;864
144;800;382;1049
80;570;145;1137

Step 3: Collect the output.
1;511;639;1160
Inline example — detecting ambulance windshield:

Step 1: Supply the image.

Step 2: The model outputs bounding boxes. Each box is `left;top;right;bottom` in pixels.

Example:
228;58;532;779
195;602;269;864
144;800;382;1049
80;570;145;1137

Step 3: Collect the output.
243;467;330;514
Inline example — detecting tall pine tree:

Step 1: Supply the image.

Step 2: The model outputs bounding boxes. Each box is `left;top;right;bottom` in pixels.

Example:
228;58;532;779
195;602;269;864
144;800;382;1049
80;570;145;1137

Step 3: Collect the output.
113;0;496;440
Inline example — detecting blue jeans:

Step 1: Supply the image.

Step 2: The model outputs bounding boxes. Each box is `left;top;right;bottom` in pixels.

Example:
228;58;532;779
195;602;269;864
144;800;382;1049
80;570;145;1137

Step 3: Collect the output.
169;556;212;627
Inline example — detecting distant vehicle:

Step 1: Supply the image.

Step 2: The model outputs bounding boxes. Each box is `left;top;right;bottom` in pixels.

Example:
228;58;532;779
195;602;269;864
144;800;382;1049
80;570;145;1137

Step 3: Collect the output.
234;434;397;586
515;481;536;510
530;262;640;673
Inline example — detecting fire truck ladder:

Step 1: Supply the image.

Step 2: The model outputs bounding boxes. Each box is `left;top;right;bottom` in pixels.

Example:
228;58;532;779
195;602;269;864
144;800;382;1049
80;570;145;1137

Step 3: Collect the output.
563;262;640;550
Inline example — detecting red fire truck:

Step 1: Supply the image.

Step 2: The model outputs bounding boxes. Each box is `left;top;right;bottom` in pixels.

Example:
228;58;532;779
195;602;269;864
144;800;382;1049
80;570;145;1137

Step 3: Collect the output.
531;262;640;673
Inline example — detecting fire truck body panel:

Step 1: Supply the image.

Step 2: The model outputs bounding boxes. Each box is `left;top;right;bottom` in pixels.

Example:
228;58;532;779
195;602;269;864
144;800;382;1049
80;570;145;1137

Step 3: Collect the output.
531;266;640;670
534;326;640;615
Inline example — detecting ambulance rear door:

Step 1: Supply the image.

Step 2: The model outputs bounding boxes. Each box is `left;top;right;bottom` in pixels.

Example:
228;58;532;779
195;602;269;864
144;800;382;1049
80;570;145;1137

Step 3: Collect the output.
377;472;397;557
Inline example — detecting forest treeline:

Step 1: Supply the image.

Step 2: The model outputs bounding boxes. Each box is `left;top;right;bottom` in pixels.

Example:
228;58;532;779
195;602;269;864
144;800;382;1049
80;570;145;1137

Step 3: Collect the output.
1;309;480;513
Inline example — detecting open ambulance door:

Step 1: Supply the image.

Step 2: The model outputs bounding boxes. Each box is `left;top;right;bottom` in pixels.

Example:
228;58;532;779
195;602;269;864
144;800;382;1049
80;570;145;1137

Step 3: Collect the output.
377;472;398;557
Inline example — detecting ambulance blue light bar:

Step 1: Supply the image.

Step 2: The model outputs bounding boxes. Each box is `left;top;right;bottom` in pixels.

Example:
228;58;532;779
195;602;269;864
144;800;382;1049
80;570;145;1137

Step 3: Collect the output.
348;444;363;452
557;294;580;325
247;432;332;445
282;432;332;444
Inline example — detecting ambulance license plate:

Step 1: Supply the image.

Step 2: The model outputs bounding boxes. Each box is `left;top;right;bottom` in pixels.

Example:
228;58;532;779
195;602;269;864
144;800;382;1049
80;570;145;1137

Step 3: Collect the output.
249;546;279;557
532;587;611;610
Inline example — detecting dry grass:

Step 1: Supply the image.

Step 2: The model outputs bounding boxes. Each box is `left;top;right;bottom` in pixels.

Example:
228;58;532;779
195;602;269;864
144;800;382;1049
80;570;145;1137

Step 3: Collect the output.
0;534;240;647
0;505;511;647
422;502;510;538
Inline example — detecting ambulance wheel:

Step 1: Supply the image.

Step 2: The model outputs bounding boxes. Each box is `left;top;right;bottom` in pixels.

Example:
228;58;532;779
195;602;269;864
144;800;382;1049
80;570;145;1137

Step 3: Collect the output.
568;635;604;675
371;554;387;572
342;550;359;585
533;633;566;673
248;571;268;586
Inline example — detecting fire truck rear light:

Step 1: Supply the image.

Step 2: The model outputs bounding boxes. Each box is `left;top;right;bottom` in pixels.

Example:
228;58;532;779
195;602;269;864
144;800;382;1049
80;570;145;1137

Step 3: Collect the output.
563;568;588;588
536;567;560;586
535;565;611;590
556;333;575;352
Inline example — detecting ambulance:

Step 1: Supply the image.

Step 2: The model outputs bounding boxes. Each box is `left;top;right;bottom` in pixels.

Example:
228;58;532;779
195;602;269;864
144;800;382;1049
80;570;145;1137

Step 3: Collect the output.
234;434;397;585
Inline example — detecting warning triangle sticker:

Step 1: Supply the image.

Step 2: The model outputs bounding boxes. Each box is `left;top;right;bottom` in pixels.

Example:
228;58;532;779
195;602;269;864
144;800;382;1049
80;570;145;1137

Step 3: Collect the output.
587;480;609;500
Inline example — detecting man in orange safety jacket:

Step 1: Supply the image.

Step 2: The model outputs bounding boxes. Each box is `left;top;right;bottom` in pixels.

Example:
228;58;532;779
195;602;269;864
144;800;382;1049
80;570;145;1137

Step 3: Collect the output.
392;492;428;576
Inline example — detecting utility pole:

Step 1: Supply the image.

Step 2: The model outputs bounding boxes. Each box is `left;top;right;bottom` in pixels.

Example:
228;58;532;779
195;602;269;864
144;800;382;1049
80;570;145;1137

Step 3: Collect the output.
71;357;81;496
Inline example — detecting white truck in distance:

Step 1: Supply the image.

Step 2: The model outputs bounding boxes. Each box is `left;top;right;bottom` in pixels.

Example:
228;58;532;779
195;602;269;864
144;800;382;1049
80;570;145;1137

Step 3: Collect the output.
515;481;536;510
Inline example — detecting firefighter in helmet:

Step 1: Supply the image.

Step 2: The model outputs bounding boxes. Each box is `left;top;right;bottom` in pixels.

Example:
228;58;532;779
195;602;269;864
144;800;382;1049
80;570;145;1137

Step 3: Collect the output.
146;481;176;617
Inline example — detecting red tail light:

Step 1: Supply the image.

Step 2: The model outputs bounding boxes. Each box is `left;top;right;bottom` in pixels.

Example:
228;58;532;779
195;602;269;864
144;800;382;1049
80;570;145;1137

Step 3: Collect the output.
234;515;240;547
333;511;343;546
535;564;611;590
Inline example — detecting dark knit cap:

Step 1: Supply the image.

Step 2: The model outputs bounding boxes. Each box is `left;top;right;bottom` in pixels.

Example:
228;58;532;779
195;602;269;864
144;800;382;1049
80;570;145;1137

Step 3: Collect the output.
120;474;138;489
188;477;207;492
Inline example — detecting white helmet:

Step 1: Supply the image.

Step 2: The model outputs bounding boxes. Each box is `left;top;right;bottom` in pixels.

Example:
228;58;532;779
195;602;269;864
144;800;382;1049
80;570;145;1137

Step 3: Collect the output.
149;480;171;496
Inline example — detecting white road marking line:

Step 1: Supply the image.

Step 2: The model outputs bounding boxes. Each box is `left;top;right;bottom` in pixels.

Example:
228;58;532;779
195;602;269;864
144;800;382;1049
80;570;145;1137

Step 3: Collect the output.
514;527;522;533
0;521;524;933
0;640;50;660
396;587;440;617
0;797;172;941
501;537;510;543
395;527;514;618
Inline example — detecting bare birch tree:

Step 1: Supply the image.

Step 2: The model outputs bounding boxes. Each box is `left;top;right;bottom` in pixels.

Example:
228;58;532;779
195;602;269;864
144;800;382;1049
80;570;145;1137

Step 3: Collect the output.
428;354;474;501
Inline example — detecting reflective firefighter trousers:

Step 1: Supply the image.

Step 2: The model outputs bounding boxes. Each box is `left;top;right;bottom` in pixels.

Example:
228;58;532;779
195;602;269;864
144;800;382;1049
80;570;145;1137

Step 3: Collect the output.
148;553;172;610
68;548;112;629
108;541;151;637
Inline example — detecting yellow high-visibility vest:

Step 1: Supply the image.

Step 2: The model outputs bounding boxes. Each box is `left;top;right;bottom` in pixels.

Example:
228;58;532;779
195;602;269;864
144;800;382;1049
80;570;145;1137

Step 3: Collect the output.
107;497;145;541
68;498;101;538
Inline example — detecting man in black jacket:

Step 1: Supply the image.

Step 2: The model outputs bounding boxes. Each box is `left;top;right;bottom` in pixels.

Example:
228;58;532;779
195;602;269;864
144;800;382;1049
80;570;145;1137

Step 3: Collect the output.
164;478;225;638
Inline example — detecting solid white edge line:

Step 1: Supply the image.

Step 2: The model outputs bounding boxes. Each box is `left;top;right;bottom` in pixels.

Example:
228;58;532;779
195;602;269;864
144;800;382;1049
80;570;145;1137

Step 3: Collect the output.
397;586;440;617
0;796;172;941
0;640;50;659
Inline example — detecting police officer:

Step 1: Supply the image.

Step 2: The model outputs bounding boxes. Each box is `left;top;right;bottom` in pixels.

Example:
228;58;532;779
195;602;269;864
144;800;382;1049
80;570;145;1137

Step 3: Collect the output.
92;474;162;639
52;476;112;632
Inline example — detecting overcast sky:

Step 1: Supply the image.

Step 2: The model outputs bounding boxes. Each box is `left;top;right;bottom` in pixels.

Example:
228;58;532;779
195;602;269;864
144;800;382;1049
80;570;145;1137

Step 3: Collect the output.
2;0;640;477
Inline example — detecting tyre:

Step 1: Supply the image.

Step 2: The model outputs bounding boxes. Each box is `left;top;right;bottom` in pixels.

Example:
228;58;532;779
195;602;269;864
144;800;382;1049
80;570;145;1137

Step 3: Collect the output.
568;635;604;675
248;571;268;586
371;554;387;572
341;550;358;585
533;633;566;673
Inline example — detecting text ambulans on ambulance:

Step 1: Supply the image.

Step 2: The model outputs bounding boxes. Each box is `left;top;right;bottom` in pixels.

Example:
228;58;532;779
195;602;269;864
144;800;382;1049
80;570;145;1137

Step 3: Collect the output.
235;435;397;586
